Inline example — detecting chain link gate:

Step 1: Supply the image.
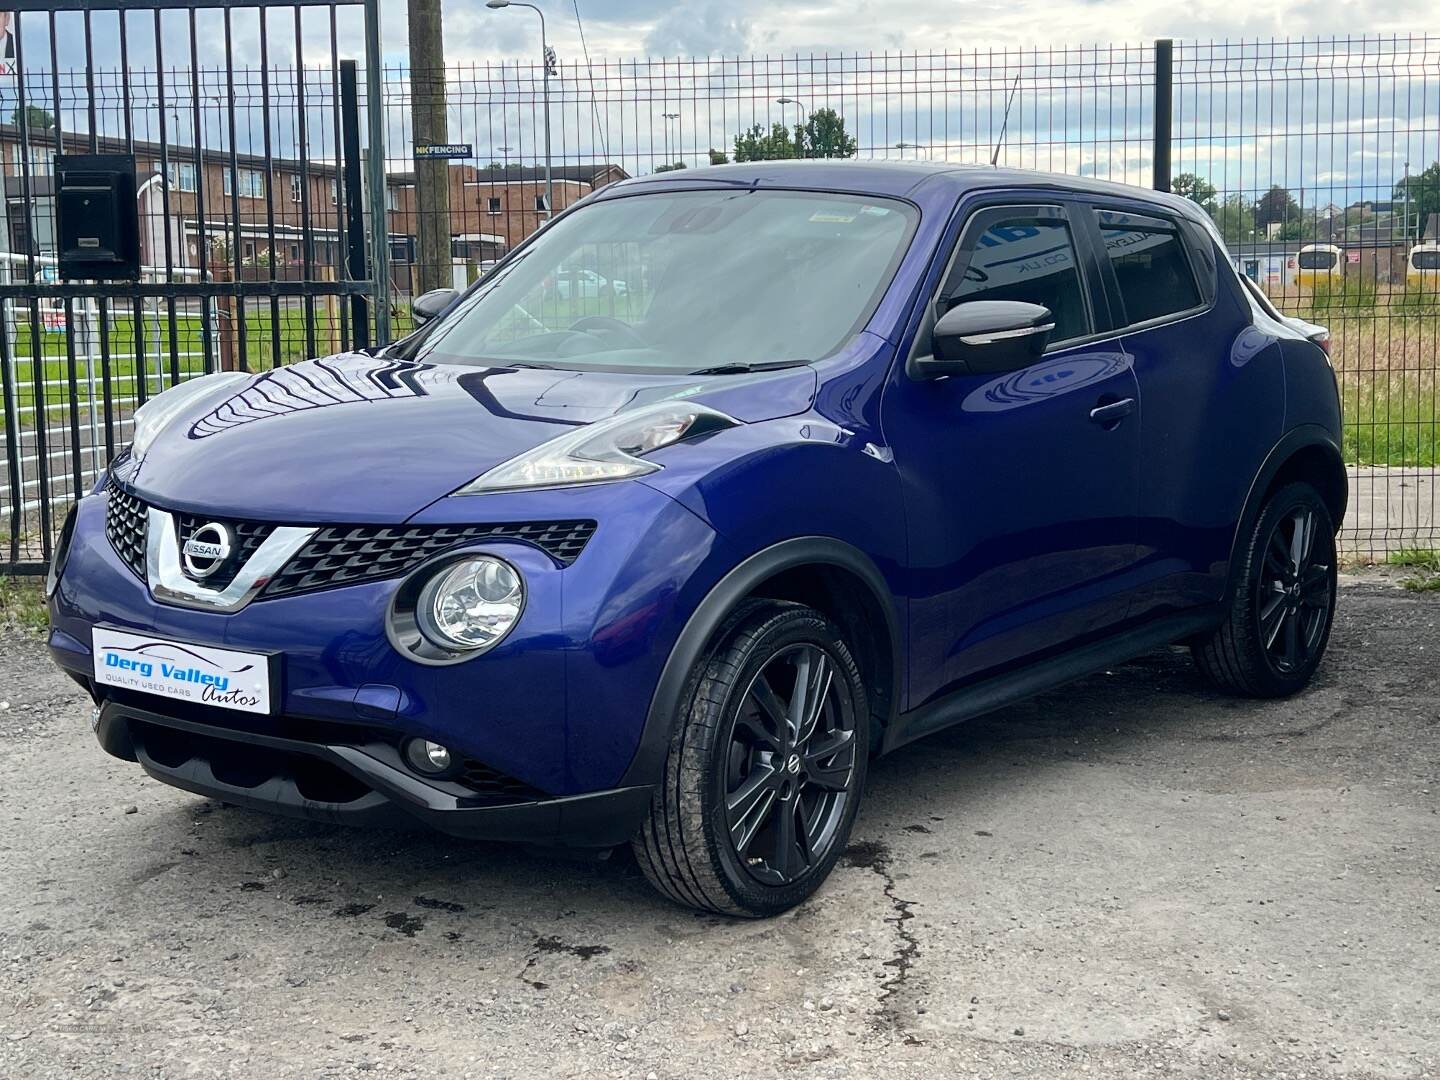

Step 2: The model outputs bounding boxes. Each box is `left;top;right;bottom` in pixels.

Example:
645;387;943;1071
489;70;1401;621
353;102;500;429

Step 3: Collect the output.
0;0;387;573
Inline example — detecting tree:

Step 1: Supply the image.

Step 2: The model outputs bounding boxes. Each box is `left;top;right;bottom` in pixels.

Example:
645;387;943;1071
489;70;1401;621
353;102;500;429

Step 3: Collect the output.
798;107;858;159
731;108;859;162
11;105;55;131
732;121;796;162
1254;185;1300;231
1171;172;1218;214
654;161;687;173
1394;161;1440;237
708;148;730;166
1212;194;1257;246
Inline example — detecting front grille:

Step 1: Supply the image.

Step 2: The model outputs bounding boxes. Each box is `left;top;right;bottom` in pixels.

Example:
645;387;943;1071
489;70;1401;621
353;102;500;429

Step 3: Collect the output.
101;486;595;598
260;520;598;599
174;512;276;589
105;487;148;580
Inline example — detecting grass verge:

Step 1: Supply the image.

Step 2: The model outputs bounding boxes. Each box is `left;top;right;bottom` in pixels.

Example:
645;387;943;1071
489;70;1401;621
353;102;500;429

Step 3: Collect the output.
0;576;48;634
1385;548;1440;592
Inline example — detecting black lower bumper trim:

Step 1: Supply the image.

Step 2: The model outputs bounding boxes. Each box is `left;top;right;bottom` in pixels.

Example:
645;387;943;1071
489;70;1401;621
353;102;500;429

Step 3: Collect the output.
96;701;653;848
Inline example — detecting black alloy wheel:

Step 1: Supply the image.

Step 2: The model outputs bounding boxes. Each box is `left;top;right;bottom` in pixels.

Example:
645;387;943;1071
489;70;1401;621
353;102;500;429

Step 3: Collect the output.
1193;481;1337;697
633;600;870;916
722;642;858;886
1256;502;1333;675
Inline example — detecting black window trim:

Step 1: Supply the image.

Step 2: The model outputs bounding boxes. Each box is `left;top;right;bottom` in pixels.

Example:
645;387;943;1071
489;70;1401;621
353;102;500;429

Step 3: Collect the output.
1084;199;1214;335
918;200;1109;361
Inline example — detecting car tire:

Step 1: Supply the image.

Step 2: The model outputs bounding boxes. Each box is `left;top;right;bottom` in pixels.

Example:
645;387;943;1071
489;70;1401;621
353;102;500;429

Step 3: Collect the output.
1192;481;1338;697
632;600;869;917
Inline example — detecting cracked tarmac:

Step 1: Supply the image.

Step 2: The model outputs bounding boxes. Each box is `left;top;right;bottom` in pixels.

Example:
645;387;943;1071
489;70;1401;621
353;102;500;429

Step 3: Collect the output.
1;577;1437;1078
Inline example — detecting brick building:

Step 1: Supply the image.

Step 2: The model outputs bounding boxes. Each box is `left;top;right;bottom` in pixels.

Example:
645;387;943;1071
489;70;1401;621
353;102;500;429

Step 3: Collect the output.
0;124;628;287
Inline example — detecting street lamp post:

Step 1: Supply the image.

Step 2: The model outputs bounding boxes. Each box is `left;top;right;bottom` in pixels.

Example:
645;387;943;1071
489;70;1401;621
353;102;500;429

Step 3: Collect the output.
486;0;552;221
662;112;679;168
1402;160;1411;245
776;96;807;158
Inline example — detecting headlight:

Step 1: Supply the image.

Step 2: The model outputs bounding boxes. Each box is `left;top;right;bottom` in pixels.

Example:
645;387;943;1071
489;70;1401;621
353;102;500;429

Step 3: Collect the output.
456;401;739;495
415;556;525;652
130;371;252;459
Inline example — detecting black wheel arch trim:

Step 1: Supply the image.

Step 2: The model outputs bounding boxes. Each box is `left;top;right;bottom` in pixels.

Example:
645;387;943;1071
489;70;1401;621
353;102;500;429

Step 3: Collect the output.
618;536;902;791
1226;425;1347;602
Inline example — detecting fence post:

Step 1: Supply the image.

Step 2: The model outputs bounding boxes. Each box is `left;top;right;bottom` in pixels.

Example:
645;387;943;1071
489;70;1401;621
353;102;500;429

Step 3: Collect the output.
340;60;371;350
1153;39;1174;192
319;266;340;357
213;263;237;371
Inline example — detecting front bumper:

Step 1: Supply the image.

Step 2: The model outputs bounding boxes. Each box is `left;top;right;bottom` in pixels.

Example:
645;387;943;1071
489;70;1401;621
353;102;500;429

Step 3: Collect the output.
94;698;654;846
51;482;727;804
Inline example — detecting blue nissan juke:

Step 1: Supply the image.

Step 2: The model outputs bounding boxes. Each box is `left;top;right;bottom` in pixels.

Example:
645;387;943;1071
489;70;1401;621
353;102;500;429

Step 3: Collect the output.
48;162;1345;916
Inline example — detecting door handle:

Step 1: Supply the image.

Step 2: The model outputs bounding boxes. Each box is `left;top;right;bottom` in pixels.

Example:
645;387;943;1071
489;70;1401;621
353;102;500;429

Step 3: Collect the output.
1089;397;1136;427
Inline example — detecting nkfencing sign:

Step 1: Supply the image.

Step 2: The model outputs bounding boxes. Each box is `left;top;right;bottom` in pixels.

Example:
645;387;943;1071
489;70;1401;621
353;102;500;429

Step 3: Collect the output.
414;143;473;160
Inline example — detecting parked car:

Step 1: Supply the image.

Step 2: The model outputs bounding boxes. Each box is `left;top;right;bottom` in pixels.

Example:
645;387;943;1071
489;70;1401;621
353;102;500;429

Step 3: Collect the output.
1407;241;1440;289
1295;242;1346;287
48;162;1346;917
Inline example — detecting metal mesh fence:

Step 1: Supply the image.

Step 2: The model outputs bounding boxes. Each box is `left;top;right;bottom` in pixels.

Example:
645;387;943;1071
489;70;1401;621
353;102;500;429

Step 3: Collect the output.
2;34;1437;568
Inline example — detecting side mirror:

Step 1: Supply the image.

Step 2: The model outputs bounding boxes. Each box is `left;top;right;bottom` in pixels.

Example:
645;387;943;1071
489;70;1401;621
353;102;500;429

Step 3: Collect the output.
412;287;459;327
912;300;1055;379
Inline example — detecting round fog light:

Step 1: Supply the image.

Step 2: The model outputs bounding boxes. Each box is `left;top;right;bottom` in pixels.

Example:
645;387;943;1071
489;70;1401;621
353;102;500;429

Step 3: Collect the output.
404;739;452;775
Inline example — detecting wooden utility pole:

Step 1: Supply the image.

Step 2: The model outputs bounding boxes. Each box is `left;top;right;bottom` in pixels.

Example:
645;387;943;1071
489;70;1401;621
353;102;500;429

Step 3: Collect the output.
408;0;451;296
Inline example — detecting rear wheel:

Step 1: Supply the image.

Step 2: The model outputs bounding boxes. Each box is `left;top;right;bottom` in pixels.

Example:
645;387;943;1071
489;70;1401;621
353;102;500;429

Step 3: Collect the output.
633;601;868;916
1193;481;1337;697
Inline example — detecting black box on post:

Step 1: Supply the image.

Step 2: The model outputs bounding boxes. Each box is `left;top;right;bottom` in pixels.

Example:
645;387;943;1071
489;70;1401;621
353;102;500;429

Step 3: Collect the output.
56;154;141;280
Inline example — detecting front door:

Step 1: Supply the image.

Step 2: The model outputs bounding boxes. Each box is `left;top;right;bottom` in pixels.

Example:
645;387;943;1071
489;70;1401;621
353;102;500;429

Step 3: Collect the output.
884;202;1143;708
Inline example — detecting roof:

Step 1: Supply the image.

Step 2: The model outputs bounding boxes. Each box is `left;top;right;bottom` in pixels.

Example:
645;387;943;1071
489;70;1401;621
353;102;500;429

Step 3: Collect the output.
0;123;344;180
387;162;629;186
610;159;1208;220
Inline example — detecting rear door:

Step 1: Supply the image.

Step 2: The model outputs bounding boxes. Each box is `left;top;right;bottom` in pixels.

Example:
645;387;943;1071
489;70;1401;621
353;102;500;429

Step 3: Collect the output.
1082;203;1284;617
885;199;1144;705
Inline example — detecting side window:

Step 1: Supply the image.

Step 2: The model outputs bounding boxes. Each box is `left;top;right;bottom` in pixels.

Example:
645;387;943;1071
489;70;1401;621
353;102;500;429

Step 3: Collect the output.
1095;210;1202;326
940;208;1091;344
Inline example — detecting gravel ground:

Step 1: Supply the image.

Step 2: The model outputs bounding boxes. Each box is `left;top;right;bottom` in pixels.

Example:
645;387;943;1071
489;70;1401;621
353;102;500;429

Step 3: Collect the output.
1;578;1437;1079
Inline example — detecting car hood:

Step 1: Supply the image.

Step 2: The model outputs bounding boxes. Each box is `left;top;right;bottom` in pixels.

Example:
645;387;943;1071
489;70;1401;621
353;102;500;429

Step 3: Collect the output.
125;352;817;522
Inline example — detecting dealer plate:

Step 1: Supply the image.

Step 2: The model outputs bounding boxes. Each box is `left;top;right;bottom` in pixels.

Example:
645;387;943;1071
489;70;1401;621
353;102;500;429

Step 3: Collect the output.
92;627;274;715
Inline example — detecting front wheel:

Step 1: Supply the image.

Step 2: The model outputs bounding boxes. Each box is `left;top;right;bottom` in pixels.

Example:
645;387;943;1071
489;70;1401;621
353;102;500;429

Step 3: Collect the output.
633;601;869;917
1193;481;1338;697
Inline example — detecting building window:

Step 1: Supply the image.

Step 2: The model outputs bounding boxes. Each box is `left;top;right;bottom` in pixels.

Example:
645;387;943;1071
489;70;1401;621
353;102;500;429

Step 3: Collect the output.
156;160;198;192
11;144;52;177
329;178;339;206
534;194;550;212
487;196;502;214
290;175;303;203
222;168;265;199
289;243;301;262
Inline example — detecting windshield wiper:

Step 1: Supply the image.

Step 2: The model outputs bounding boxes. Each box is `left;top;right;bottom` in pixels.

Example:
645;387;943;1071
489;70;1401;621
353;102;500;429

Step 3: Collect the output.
688;360;807;376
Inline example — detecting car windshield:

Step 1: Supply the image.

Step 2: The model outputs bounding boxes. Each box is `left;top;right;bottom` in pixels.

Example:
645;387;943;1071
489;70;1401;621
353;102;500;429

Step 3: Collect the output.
408;188;916;374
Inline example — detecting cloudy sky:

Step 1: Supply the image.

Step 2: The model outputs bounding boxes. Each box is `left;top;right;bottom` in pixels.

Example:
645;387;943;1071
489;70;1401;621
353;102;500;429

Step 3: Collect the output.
401;0;1438;64
14;0;1438;206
